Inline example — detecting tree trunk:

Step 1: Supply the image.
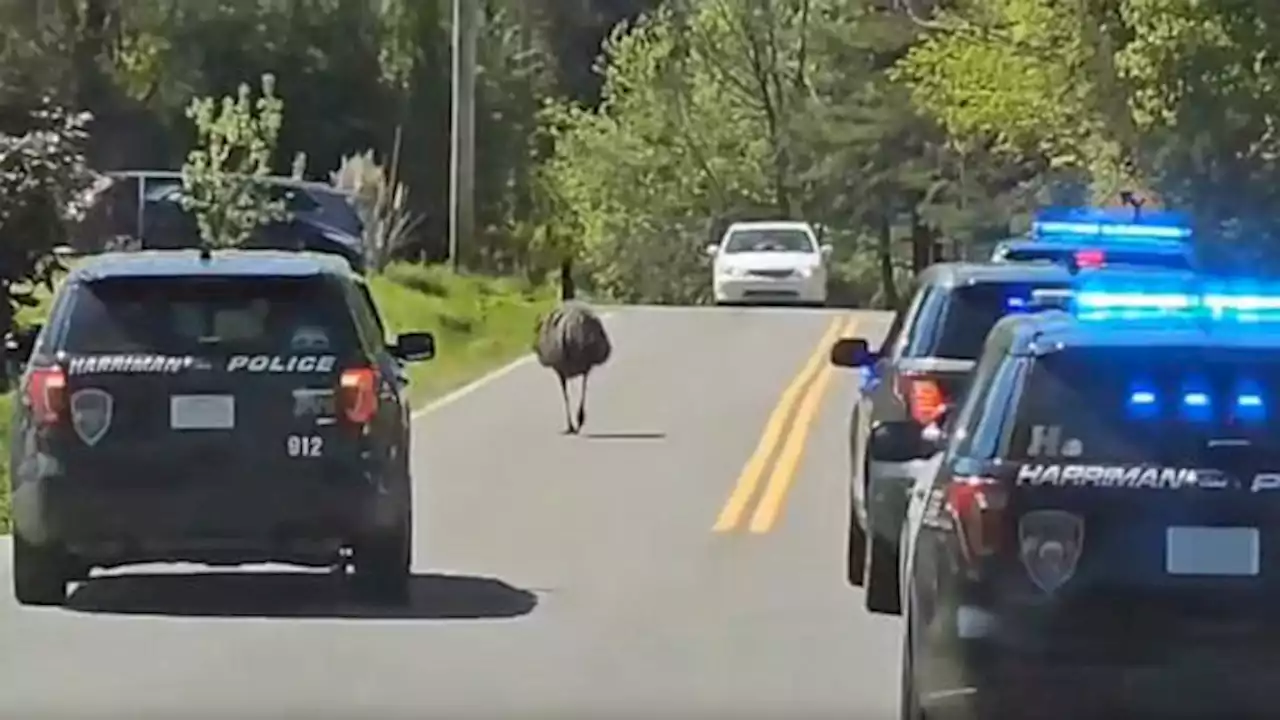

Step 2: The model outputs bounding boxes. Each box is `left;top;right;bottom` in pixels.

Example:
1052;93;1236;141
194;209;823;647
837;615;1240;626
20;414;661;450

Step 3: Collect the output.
876;213;898;310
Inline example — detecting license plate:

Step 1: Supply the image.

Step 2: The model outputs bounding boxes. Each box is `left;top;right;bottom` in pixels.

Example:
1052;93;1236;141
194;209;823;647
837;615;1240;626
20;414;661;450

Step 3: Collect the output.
1165;526;1259;576
170;395;235;430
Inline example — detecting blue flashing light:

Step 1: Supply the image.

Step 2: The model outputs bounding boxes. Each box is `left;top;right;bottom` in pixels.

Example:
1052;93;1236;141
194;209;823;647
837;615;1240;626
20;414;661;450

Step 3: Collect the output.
1126;380;1161;420
1033;220;1192;240
1062;283;1280;324
1181;380;1214;422
1184;392;1210;407
1234;379;1266;422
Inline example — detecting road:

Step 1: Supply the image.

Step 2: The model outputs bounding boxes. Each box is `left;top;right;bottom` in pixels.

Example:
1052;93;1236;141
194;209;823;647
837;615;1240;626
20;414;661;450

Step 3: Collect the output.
0;305;897;720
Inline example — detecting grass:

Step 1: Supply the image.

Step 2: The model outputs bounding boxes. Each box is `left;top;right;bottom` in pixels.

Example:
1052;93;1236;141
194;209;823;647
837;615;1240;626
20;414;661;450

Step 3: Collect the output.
0;262;555;534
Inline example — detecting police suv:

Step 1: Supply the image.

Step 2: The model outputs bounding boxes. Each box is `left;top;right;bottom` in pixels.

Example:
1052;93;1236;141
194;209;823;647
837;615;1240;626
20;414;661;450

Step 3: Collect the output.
4;249;435;606
898;276;1280;719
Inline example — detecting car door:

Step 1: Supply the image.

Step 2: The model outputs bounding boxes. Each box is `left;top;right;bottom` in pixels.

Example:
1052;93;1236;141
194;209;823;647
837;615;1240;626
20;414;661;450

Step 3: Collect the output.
853;284;929;507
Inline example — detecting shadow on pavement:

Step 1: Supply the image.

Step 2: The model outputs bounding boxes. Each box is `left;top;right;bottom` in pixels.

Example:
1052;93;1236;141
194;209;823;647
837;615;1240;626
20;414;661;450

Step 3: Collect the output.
63;571;539;620
583;431;665;440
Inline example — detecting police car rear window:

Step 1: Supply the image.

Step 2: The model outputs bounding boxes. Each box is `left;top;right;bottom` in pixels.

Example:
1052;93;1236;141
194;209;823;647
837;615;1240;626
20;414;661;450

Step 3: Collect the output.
1008;347;1280;465
63;277;355;355
908;282;1069;360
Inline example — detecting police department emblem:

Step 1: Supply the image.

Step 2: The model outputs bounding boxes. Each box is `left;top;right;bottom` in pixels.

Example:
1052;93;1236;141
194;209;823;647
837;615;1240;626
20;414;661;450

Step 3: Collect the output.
1018;509;1084;594
70;388;114;446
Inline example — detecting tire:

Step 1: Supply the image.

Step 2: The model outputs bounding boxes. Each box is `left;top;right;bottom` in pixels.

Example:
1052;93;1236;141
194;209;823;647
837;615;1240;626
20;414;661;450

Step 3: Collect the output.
864;530;902;614
351;513;412;604
12;535;72;607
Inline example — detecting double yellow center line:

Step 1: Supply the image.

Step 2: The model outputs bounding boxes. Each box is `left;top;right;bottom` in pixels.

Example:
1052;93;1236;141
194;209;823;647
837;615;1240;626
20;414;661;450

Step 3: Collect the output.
713;314;859;534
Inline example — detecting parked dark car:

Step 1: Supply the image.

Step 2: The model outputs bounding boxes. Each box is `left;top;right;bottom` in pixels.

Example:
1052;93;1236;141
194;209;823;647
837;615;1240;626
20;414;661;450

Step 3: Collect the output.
74;170;367;272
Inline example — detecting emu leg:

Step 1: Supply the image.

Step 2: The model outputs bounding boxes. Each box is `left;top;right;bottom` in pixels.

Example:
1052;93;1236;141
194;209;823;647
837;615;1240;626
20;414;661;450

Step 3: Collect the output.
559;374;576;434
575;371;589;431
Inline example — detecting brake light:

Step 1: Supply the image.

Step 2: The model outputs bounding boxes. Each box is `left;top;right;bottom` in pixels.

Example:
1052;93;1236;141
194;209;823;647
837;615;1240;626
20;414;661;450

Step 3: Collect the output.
1074;249;1106;268
338;367;379;424
26;367;67;425
945;475;1007;565
897;374;946;425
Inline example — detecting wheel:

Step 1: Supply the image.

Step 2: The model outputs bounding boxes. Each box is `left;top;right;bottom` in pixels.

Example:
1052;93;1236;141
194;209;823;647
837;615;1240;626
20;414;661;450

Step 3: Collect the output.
12;534;72;607
847;499;867;586
864;530;902;614
350;513;412;604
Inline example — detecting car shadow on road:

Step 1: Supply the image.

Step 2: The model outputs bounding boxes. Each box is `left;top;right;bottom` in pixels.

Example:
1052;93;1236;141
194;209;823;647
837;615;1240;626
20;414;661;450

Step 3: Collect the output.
63;571;539;620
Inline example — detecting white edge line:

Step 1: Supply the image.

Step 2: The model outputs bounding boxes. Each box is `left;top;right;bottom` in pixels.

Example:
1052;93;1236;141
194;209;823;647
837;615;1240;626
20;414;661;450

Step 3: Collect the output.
411;311;616;419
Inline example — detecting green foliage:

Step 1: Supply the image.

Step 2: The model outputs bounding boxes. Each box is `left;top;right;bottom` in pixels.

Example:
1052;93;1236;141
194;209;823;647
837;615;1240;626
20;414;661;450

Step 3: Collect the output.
0;100;99;335
180;73;290;249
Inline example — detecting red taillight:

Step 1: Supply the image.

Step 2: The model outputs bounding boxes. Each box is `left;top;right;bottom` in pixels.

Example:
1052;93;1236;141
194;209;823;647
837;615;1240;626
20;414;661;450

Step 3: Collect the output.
897;373;946;425
26;367;67;425
945;475;1008;564
339;367;379;424
1074;249;1106;268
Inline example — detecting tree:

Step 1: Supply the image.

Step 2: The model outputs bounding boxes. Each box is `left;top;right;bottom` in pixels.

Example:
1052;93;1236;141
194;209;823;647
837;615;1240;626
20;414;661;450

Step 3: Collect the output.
0;100;99;338
179;73;290;248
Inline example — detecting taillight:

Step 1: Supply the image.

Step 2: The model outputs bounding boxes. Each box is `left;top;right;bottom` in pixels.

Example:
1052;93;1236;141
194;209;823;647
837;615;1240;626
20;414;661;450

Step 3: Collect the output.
945;475;1007;565
338;367;379;424
897;373;946;425
26;367;67;425
1074;249;1106;268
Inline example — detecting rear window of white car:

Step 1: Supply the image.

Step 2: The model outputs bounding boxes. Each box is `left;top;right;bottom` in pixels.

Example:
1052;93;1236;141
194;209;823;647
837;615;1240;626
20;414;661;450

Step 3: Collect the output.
723;228;815;254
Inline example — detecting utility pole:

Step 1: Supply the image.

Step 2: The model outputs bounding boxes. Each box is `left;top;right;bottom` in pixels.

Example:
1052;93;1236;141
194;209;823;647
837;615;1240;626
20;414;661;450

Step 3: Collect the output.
448;0;478;271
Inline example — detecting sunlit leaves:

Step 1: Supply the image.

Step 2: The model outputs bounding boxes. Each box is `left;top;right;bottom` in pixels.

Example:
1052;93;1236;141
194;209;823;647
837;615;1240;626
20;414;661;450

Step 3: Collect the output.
180;73;289;249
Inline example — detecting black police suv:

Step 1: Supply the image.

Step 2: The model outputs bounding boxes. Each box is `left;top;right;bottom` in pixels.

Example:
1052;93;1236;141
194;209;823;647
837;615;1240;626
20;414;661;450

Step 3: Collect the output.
899;281;1280;719
829;262;1084;616
4;249;434;606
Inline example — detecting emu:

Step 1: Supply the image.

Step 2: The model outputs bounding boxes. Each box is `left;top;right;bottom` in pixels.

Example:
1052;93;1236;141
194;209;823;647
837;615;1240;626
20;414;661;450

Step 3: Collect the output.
534;259;611;434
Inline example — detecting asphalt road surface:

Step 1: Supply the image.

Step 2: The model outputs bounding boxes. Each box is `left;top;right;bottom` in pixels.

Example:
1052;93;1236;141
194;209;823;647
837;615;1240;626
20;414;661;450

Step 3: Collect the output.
1;305;897;720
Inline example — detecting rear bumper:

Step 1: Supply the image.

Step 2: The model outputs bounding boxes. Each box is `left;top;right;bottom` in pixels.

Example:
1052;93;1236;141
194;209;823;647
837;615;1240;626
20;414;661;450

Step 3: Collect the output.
944;649;1280;718
11;460;404;566
714;275;826;304
927;600;1280;717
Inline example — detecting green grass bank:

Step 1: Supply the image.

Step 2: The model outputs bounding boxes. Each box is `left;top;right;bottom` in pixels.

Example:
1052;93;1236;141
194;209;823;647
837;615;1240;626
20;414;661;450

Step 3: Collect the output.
0;263;555;534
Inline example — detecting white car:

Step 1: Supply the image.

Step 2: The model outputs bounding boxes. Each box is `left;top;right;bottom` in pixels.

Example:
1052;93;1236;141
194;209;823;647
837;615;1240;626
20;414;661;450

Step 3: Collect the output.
707;221;831;306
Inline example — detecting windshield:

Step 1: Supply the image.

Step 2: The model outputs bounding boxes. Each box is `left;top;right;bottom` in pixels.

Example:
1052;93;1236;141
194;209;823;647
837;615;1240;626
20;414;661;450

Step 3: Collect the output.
1008;347;1280;466
63;277;355;355
908;281;1069;359
722;228;815;254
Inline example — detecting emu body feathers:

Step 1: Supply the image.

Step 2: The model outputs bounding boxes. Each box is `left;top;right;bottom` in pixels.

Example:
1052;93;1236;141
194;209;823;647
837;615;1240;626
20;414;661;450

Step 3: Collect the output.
534;302;611;434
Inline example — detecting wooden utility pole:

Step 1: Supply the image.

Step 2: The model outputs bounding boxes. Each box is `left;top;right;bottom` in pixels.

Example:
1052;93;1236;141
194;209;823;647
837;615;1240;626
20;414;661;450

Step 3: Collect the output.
448;0;478;270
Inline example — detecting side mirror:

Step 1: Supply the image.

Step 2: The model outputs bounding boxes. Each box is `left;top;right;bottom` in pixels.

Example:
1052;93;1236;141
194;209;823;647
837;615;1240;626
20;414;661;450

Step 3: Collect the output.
829;337;873;367
391;331;435;362
705;243;720;257
869;421;931;463
820;243;833;257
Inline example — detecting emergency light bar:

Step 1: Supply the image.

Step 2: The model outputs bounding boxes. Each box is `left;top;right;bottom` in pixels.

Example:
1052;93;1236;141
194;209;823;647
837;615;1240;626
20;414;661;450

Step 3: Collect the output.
1032;221;1192;240
1031;207;1193;242
1030;285;1280;322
